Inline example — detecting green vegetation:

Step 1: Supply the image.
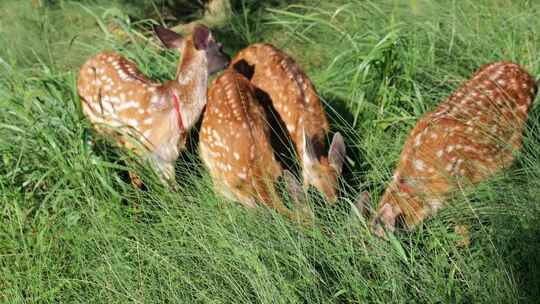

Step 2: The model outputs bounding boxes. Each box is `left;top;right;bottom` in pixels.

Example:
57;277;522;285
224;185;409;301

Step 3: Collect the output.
1;0;539;302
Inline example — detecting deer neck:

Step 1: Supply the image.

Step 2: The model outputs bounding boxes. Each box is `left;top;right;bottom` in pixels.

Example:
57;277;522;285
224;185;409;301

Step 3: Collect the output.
170;51;208;131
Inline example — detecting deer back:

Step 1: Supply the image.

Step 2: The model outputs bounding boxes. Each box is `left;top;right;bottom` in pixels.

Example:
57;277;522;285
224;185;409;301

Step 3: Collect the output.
371;61;537;236
200;68;283;208
231;44;346;203
78;52;180;153
231;43;329;150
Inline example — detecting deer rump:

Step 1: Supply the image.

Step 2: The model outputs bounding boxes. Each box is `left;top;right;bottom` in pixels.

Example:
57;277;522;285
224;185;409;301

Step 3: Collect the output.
199;69;310;220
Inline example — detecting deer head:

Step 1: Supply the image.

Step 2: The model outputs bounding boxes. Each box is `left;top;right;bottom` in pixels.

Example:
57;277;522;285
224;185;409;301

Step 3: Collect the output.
154;24;229;76
152;24;230;131
301;130;346;202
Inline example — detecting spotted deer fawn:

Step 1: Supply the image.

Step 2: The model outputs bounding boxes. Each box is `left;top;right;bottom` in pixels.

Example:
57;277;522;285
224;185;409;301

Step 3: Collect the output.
367;62;537;238
231;43;346;203
199;68;312;221
77;25;229;186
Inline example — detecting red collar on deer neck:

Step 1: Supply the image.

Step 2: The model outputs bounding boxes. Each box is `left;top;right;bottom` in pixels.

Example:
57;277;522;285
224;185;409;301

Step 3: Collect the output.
172;92;184;132
396;178;414;195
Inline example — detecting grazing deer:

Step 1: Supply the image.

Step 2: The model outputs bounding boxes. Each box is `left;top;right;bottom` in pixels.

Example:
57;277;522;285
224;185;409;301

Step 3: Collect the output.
77;25;229;187
231;43;346;203
199;68;312;221
367;62;537;238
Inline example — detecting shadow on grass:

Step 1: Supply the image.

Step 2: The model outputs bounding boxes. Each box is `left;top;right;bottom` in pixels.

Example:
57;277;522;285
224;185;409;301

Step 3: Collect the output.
502;103;540;301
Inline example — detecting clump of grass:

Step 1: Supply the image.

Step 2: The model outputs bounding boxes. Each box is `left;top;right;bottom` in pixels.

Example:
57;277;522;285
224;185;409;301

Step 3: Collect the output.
1;0;540;302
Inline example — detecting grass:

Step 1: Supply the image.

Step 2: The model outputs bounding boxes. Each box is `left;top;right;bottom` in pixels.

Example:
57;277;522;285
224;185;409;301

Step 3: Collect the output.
1;0;540;302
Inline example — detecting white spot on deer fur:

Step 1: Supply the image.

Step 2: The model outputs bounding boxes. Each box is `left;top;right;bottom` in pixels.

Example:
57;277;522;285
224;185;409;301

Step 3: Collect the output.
233;152;240;160
428;199;443;212
143;129;152;138
116;101;138;111
414;159;425;171
430;133;438;139
237;172;247;180
150;95;160;104
250;145;255;159
127;119;139;127
143;118;153;125
445;164;453;172
138;109;145;114
414;134;422;147
446;145;455;153
436;149;444;158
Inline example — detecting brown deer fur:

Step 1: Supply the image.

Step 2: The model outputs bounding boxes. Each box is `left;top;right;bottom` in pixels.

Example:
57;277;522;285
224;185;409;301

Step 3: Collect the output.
369;61;537;237
200;68;311;221
231;43;346;203
77;25;229;186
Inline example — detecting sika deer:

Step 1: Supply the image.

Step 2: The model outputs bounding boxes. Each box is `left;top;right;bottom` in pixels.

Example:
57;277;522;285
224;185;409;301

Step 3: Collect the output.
199;68;312;222
77;25;229;186
231;44;346;203
368;61;537;238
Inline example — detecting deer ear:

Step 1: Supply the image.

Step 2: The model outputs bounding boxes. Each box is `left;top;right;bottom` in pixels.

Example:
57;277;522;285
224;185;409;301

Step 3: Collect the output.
154;25;184;49
301;128;318;167
329;132;346;175
193;25;210;50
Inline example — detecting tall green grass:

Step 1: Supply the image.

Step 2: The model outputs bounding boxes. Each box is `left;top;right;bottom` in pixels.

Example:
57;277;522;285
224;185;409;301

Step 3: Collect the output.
1;0;540;302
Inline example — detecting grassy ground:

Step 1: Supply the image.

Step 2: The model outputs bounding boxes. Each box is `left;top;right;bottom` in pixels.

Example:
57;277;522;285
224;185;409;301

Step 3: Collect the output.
1;0;540;302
